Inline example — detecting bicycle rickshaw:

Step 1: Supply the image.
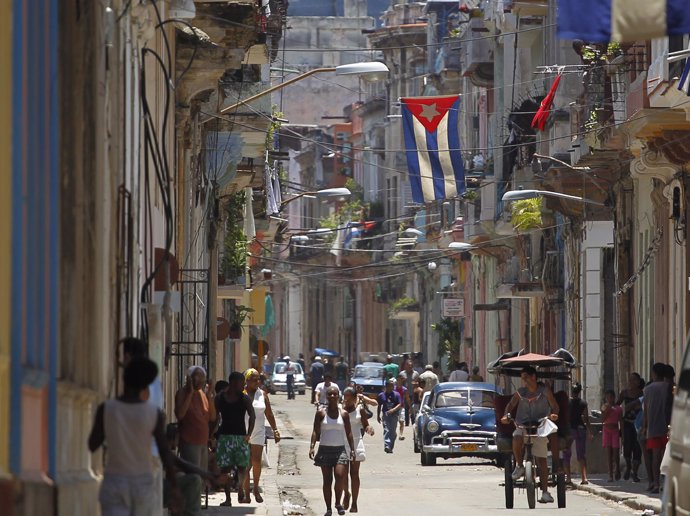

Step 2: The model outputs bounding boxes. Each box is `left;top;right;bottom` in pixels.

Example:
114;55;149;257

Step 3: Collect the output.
488;350;577;509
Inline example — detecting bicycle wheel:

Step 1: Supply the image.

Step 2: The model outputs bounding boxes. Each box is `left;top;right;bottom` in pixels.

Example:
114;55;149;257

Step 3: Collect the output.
504;456;514;509
556;473;566;508
524;460;536;509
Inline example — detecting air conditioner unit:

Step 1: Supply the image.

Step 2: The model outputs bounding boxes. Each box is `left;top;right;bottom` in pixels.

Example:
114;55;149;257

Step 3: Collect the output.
169;0;195;19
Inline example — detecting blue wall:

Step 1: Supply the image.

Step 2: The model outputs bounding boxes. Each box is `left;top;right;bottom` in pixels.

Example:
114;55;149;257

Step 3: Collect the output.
10;0;59;478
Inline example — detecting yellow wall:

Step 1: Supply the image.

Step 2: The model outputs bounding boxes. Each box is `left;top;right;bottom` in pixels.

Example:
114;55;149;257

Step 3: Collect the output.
0;0;12;477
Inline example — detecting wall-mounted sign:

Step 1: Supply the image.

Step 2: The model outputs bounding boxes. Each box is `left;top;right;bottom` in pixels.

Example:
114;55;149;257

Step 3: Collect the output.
443;298;464;317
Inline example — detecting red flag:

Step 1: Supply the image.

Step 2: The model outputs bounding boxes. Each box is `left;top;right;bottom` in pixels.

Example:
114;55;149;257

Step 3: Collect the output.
531;74;562;131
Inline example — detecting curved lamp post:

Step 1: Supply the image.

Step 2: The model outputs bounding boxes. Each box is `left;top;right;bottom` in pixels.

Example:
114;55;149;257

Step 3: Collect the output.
281;187;351;209
502;189;606;206
220;62;389;115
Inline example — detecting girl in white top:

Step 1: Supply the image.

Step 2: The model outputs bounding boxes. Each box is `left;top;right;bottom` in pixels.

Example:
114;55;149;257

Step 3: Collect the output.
310;385;355;516
341;387;376;513
243;368;281;503
88;357;178;516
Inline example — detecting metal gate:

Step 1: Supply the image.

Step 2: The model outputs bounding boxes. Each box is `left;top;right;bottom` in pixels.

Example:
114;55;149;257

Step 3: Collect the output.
171;268;209;388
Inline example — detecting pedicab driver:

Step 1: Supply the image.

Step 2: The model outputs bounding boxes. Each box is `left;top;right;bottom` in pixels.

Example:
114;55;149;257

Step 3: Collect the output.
500;365;560;504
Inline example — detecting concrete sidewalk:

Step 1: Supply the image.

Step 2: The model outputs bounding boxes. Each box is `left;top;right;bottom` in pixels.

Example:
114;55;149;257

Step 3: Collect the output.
572;474;662;514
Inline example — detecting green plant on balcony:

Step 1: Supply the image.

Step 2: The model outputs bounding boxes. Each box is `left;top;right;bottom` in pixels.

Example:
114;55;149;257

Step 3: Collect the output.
431;317;462;366
221;190;248;282
510;197;543;232
229;304;255;338
388;296;419;315
265;105;284;152
319;179;367;233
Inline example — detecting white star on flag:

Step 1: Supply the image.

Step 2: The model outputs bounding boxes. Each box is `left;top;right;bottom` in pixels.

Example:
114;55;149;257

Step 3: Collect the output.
419;103;440;121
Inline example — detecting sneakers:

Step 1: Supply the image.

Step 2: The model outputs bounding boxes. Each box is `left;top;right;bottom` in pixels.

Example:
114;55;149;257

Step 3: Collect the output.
511;465;525;480
539;491;554;503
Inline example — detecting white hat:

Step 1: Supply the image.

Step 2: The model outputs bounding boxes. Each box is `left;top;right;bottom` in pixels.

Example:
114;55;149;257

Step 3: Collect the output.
283;355;291;361
187;365;206;376
314;356;322;361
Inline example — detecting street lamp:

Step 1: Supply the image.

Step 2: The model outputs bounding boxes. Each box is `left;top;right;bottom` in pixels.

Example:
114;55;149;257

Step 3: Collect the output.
281;187;351;209
501;189;606;206
448;242;475;251
220;62;389;115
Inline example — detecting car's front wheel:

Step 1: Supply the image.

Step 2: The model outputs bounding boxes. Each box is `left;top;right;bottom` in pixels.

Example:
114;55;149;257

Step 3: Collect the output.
421;451;436;466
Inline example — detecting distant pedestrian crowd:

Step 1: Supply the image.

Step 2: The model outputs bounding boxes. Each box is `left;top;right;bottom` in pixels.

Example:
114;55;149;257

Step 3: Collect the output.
562;362;675;496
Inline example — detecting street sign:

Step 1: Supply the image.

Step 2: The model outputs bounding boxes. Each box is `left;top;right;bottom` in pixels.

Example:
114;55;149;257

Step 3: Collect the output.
443;298;464;317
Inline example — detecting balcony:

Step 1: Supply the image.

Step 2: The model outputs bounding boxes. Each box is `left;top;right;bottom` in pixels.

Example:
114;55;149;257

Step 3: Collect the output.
459;18;494;87
495;257;545;298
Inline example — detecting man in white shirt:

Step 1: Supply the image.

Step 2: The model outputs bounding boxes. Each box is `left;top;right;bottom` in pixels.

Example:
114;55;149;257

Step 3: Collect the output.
449;362;469;382
419;365;439;392
314;373;340;406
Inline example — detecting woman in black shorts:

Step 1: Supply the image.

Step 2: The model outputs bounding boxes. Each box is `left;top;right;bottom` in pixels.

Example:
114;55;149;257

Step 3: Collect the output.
309;385;355;516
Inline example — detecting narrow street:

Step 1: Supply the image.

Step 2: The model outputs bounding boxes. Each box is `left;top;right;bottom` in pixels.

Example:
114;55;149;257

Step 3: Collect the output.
246;394;639;516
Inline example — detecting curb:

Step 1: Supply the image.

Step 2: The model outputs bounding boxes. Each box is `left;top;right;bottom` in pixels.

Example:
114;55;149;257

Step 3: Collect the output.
573;483;661;514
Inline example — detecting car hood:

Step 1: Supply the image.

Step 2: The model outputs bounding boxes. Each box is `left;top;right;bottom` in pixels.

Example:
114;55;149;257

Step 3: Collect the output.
272;373;305;382
428;407;496;430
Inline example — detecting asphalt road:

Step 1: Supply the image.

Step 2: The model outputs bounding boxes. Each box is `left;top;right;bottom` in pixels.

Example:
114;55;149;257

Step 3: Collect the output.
270;392;638;516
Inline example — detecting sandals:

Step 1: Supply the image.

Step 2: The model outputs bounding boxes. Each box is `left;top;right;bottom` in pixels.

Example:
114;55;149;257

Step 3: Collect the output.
335;505;346;515
253;490;264;503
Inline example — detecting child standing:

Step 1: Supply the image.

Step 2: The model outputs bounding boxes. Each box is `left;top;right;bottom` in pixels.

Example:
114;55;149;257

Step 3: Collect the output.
601;389;623;482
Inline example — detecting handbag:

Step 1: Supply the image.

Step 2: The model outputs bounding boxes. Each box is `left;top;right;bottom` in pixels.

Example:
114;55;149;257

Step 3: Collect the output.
361;401;374;419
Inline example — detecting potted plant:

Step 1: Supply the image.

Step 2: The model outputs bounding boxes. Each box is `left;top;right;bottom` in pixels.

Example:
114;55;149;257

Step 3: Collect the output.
228;304;254;339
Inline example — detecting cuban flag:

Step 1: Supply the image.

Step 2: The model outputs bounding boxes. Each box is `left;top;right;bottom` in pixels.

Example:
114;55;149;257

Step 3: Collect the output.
401;95;466;204
558;0;690;43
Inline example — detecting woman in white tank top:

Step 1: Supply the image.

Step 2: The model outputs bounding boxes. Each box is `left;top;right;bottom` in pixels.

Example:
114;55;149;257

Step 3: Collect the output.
309;385;356;516
243;369;281;503
341;387;376;513
88;357;178;516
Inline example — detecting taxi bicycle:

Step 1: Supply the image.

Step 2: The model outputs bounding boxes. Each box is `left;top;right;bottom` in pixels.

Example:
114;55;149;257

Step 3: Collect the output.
488;350;577;510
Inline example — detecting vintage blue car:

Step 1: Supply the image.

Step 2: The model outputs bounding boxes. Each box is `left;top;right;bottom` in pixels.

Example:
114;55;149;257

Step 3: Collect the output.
418;382;503;466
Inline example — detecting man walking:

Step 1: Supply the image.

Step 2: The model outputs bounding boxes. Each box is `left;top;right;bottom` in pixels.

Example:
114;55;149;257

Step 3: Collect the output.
642;363;671;493
401;360;418;426
449;362;469;382
284;356;296;400
419;364;439;392
383;355;399;380
335;355;349;391
377;379;402;453
310;356;325;405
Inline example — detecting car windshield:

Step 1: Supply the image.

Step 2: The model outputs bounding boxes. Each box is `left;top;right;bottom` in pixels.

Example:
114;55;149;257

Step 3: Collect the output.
353;365;384;379
274;362;303;374
435;389;495;408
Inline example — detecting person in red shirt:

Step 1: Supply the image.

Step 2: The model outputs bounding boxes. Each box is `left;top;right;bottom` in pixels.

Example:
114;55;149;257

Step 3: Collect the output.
175;365;217;470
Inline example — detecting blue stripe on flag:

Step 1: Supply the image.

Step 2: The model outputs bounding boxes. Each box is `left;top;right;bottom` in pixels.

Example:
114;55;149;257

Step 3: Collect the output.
668;0;690;37
557;0;611;42
425;129;447;200
679;56;690;95
402;106;424;204
447;97;466;195
558;0;690;42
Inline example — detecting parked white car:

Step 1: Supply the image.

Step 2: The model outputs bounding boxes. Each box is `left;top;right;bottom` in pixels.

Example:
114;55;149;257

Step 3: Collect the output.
267;361;306;395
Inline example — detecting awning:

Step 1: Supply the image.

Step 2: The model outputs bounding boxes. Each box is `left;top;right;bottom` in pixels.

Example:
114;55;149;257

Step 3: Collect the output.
314;347;340;358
